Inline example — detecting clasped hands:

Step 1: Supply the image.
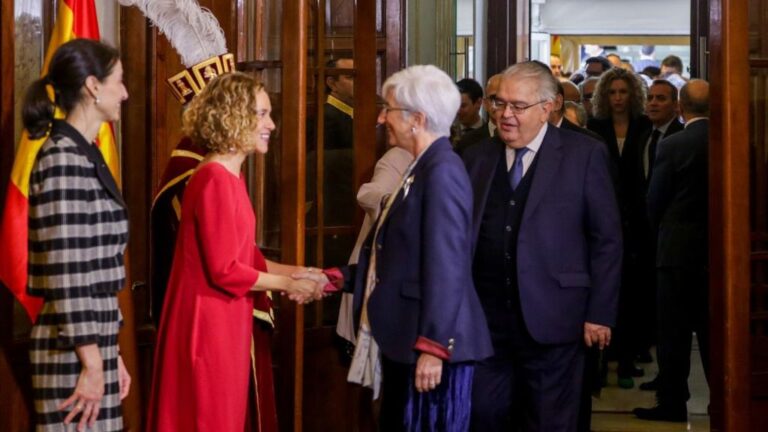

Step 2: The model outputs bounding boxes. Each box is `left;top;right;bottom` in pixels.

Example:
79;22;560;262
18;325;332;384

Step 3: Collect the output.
284;267;331;304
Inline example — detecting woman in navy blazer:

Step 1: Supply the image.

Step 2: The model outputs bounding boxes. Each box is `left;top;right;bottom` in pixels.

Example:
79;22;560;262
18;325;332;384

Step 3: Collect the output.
299;65;492;431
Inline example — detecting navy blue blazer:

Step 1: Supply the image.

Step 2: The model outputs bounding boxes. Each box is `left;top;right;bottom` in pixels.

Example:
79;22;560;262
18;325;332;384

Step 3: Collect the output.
342;137;493;365
463;126;623;344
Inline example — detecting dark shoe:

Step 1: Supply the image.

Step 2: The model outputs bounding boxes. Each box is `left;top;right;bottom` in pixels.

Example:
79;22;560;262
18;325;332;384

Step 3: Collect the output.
636;350;654;363
639;377;659;391
633;405;687;422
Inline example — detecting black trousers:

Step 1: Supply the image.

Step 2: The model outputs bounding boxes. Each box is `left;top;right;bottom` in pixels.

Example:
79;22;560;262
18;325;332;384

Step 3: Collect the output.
655;265;710;406
469;305;584;432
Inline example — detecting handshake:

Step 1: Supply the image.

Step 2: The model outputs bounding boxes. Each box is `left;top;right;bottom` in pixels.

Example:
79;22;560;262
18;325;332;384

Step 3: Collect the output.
284;267;333;305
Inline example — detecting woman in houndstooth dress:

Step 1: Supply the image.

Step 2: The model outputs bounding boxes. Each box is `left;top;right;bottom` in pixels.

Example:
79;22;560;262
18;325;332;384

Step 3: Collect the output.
23;39;130;431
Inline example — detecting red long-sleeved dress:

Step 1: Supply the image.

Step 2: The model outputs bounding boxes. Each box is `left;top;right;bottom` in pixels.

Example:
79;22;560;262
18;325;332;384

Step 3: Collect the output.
147;162;275;431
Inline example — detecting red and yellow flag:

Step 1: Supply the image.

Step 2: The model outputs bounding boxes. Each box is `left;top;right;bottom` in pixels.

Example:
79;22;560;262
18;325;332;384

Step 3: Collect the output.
0;0;120;323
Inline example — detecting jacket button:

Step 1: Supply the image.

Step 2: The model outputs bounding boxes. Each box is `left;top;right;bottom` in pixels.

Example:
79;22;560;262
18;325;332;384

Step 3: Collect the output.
505;225;512;232
509;199;516;206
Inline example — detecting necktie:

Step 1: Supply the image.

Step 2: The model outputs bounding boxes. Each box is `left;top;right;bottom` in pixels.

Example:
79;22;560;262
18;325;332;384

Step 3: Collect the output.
509;147;529;190
647;129;662;179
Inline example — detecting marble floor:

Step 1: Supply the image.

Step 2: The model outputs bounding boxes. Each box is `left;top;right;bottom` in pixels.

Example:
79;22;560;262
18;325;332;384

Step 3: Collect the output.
591;339;710;432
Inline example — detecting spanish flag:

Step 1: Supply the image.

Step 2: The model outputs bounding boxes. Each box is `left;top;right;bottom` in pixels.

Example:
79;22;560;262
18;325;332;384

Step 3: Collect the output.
0;0;119;323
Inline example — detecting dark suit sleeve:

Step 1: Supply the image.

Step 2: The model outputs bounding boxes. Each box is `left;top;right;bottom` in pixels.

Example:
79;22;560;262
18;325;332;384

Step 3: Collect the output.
584;143;623;326
646;139;674;229
417;158;475;357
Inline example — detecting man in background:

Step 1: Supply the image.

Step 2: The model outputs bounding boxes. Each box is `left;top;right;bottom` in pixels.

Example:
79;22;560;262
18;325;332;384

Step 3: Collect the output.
454;77;490;155
635;80;711;423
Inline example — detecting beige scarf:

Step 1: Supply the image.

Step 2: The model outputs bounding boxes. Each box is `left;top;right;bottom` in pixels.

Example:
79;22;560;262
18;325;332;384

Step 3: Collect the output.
347;154;421;399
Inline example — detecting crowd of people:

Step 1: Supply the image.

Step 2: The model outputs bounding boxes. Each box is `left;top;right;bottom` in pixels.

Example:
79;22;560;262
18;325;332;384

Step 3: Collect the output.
20;37;709;432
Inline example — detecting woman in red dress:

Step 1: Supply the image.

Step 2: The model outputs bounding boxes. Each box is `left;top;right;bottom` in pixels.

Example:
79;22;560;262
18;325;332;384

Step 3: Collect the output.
146;72;320;432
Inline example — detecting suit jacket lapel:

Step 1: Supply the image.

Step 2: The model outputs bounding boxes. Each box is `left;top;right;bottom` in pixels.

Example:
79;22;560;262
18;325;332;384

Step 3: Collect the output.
382;137;449;223
470;138;504;243
522;126;563;224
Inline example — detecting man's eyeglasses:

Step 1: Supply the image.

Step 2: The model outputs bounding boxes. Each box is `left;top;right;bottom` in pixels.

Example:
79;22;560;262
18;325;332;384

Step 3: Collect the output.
490;97;547;115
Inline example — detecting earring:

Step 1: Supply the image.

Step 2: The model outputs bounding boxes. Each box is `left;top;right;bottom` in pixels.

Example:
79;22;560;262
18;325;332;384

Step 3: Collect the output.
411;127;416;134
95;97;100;105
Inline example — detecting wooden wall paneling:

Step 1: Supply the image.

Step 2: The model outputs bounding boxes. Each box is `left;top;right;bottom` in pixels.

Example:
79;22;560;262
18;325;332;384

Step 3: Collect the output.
278;0;308;430
0;0;32;429
354;0;378;209
708;0;752;430
748;1;768;429
486;0;518;76
385;0;405;76
119;4;154;429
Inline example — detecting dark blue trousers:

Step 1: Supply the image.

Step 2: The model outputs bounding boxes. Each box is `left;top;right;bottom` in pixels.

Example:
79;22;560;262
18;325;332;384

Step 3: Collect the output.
469;305;584;432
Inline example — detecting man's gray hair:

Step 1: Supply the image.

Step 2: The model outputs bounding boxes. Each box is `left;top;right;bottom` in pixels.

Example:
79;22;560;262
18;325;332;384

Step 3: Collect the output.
500;62;559;102
381;65;460;137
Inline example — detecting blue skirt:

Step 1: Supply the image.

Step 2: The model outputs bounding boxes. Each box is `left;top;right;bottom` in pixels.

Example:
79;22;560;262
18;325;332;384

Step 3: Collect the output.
381;358;474;432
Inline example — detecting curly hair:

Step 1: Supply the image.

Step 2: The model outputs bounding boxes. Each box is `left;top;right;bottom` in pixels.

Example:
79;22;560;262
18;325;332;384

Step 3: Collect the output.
182;72;266;154
591;68;646;120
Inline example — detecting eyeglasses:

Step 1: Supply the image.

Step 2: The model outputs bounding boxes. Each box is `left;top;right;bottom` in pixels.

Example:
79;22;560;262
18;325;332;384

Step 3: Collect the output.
381;105;411;115
490;97;547;115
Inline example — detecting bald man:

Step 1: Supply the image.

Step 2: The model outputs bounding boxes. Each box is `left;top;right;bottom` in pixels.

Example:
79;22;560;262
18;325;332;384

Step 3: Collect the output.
634;80;710;423
560;80;580;103
485;73;502;136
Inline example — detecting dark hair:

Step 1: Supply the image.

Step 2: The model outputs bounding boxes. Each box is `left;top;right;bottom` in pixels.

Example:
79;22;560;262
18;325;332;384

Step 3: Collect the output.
650;79;679;102
570;72;585;85
641;66;661;78
325;57;353;93
585;56;612;72
661;55;684;74
456;78;484;102
23;39;120;139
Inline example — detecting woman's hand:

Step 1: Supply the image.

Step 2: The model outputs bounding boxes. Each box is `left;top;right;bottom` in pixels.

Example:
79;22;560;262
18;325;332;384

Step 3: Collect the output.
414;352;443;393
291;268;330;301
117;355;131;400
58;347;104;431
285;278;320;304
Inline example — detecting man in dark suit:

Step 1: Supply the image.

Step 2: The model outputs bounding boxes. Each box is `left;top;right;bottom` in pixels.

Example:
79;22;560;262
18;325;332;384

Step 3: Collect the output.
626;80;685;384
634;79;710;422
464;62;622;431
453;78;490;155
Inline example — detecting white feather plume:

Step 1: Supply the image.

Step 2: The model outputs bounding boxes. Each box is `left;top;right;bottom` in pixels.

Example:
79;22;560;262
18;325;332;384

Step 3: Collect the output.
118;0;228;67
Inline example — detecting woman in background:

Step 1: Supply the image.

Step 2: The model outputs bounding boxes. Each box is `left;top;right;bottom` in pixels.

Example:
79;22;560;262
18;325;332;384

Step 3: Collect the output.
588;66;652;389
147;72;320;432
24;39;131;431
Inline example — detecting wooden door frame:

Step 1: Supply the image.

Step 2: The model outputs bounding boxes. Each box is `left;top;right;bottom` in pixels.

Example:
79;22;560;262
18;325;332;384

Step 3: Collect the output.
708;0;751;430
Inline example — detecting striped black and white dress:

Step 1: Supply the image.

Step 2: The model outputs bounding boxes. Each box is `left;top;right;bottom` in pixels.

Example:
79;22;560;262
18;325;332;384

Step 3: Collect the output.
27;120;128;431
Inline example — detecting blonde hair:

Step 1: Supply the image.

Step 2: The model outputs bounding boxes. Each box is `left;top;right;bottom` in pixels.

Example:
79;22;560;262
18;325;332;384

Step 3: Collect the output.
182;72;265;153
